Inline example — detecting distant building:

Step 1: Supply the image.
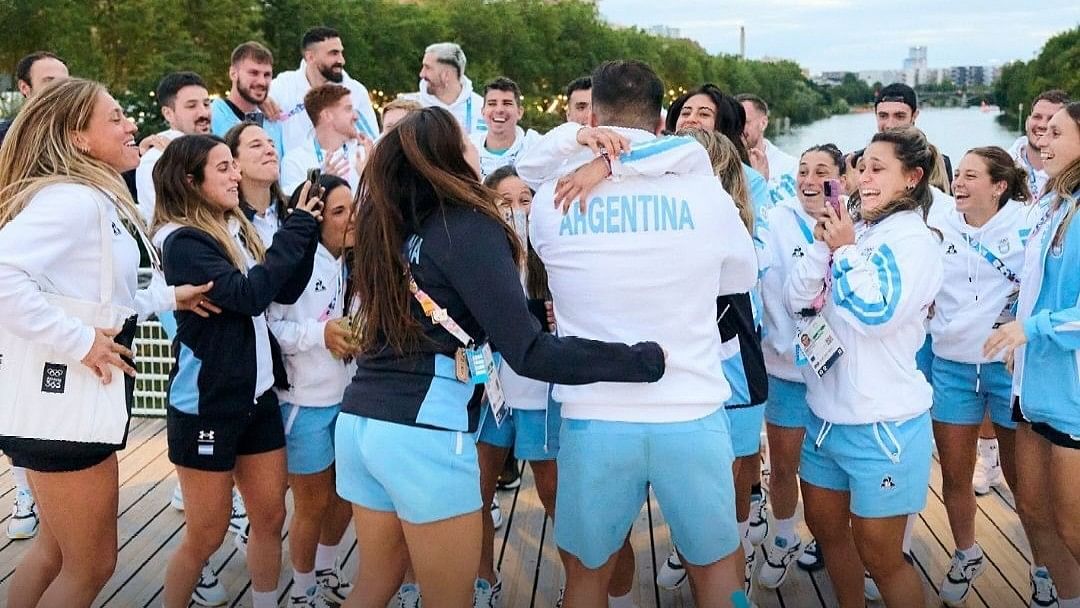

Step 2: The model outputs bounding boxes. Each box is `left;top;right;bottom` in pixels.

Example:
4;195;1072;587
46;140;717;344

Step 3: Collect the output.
903;46;928;70
646;24;681;38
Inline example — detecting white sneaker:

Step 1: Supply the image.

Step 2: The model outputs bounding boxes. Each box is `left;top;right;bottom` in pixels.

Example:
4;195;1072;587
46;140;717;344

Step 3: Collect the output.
973;439;1004;496
229;488;248;536
864;570;881;602
1030;567;1059;608
170;483;185;511
490;495;504;530
796;539;824;571
233;522;249;555
940;545;987;606
744;550;755;596
288;590;333;608
316;563;353;604
747;494;769;546
191;563;228;607
656;548;688;589
7;488;38;540
397;583;422;608
473;577;500;608
756;534;801;589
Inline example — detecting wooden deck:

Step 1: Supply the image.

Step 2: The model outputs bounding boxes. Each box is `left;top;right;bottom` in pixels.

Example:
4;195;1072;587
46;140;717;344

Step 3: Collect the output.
0;417;1033;607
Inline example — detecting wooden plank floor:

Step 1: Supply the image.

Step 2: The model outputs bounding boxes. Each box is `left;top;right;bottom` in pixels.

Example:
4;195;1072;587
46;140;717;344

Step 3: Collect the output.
0;418;1032;607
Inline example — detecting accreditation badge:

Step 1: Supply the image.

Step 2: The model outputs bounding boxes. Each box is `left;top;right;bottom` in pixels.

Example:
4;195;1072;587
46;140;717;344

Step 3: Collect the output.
794;316;844;378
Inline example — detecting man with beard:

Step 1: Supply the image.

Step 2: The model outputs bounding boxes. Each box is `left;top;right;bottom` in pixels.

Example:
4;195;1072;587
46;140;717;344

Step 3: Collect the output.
270;26;379;156
737;93;798;205
211;41;285;158
401;42;487;135
135;71;212;223
1008;89;1070;199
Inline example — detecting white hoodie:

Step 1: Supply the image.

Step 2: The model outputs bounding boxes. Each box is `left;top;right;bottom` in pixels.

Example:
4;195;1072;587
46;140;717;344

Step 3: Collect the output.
759;197;818;382
401;76;487;134
469;126;541;180
786;210;943;424
928;200;1035;363
270;60;380;157
0;184;175;361
267;243;351;407
529;127;758;423
135;129;184;225
1008;135;1050;199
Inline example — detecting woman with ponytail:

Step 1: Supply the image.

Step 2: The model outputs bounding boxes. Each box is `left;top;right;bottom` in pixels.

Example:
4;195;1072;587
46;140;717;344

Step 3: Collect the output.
927;146;1032;605
986;101;1080;607
787;126;943;608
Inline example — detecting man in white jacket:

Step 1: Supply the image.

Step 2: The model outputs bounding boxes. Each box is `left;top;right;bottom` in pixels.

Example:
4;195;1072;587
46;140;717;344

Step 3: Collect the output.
469;76;539;179
529;60;757;608
1008;89;1070;200
135;72;212;225
270;26;379;156
400;42;486;135
738;93;798;205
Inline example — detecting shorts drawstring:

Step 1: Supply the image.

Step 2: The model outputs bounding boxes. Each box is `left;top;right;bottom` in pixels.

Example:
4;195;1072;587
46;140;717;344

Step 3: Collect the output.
873;422;903;464
283;404;301;436
543;404;551;453
975;363;982;394
455;431;464;455
814;420;833;450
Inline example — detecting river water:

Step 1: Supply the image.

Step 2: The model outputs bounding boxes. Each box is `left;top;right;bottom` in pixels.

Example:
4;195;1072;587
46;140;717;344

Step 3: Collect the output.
773;107;1020;164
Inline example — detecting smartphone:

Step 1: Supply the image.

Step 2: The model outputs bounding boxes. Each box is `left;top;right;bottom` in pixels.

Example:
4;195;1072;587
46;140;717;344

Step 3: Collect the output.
305;168;323;202
823;178;844;215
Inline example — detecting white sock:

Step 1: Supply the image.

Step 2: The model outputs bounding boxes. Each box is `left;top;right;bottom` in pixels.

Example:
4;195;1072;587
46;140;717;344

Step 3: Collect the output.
902;514;916;554
291;569;316;598
978;437;1000;463
11;466;28;491
956;544;980;557
315;542;340;571
608;591;635;608
775;516;797;541
251;589;278;608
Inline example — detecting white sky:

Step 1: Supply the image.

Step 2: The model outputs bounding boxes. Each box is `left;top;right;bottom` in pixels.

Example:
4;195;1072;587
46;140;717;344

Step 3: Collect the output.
597;0;1080;73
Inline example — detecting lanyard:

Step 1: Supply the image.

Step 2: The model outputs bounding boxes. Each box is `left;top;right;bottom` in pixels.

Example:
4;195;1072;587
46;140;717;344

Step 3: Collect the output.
323;259;347;320
1020;147;1040;199
465;97;472;133
408;275;475;347
314;139;347;164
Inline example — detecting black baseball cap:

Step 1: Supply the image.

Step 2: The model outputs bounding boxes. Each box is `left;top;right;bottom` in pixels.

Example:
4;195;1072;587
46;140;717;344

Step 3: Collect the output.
875;83;918;112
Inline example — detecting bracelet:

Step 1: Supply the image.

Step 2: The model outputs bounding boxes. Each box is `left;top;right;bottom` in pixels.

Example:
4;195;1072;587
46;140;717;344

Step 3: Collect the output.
599;149;613;177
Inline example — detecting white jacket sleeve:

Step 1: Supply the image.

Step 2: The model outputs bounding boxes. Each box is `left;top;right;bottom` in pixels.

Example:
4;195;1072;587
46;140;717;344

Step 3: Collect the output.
267;303;327;355
134;268;176;321
785;240;832;315
0;195;98;360
514;122;594;189
828;236;942;337
135;150;160;225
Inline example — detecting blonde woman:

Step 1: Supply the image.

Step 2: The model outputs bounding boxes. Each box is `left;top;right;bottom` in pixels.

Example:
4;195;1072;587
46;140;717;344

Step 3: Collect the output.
152;133;321;608
0;78;213;608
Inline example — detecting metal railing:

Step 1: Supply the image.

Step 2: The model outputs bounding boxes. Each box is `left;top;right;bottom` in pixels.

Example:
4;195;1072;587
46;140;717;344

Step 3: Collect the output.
133;319;172;416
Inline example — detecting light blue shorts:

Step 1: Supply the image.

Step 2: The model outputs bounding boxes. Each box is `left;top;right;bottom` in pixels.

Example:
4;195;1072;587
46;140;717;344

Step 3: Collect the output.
800;410;932;518
764;375;808;429
555;408;739;569
931;359;1015;429
280;402;340;475
335;414;481;524
916;334;934;385
725;404;765;458
476;401;562;461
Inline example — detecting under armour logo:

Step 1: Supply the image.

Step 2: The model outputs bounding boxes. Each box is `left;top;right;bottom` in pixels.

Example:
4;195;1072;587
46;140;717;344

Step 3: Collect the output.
41;362;67;394
881;476;896;490
198;430;215;441
946;244;958;255
314;280;326;292
197;430;215;456
792;246;805;258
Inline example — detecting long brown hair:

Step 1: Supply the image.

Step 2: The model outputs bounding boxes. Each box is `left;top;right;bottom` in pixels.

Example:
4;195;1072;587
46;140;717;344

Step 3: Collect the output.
965;146;1031;208
152;134;265;270
223;121;288;220
0;79;144;236
352;107;523;354
676;127;753;233
1047;102;1080;247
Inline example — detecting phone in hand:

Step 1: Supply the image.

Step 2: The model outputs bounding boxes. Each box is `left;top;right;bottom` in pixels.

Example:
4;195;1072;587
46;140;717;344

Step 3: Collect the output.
306;168;324;202
823;178;844;215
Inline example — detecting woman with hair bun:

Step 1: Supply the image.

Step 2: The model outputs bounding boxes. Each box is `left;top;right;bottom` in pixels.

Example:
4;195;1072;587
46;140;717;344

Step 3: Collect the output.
927;145;1032;606
788;126;943;608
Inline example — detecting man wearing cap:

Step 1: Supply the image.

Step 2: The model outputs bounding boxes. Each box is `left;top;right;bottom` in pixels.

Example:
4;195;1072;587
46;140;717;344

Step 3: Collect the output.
400;42;487;135
873;83;953;181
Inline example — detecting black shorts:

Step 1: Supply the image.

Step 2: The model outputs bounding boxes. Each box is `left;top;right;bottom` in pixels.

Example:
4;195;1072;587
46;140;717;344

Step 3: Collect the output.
1011;397;1080;449
167;390;285;472
0;318;137;473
